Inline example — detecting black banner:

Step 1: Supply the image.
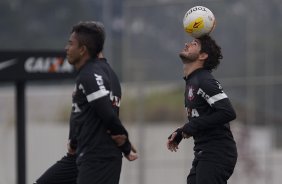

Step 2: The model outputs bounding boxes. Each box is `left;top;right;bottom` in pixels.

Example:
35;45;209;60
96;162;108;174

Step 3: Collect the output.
0;51;76;82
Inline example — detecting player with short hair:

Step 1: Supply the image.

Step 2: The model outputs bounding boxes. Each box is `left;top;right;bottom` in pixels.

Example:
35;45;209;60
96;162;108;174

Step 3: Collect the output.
167;35;237;184
34;21;137;184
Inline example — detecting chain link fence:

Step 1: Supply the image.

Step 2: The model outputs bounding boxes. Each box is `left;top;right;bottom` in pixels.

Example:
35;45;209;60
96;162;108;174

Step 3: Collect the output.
1;0;282;183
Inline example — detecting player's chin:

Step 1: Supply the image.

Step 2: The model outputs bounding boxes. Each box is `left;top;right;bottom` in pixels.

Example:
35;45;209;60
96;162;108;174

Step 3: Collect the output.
67;57;74;64
179;53;190;62
179;51;185;58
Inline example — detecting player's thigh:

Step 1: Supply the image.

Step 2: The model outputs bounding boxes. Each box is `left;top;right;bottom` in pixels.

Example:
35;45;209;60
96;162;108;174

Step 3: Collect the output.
196;161;234;184
77;157;122;184
187;165;196;184
35;154;78;184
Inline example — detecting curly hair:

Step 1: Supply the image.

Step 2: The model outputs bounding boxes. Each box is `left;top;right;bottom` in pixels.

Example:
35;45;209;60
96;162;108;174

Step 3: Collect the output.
198;35;223;71
71;21;105;58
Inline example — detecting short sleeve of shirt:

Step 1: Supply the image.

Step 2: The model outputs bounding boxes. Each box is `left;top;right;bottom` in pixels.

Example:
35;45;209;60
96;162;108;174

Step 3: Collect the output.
199;78;228;107
78;71;109;103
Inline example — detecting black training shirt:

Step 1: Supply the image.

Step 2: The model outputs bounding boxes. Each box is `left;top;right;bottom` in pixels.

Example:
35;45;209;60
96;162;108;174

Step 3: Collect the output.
182;68;237;166
69;58;127;160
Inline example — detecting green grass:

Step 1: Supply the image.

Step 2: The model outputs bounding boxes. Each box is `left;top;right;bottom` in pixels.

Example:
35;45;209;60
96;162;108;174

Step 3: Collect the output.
120;87;186;123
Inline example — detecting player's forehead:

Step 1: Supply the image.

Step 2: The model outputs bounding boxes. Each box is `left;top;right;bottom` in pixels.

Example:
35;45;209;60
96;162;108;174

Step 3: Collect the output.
187;39;201;47
67;32;81;47
69;32;78;42
191;39;200;44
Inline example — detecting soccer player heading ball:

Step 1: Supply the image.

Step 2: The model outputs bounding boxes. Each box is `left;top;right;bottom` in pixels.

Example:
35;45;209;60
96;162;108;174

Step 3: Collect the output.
167;35;237;184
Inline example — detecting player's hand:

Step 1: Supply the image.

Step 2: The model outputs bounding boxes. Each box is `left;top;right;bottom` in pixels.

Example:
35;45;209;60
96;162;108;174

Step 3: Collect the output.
125;145;138;161
67;140;76;155
167;132;179;152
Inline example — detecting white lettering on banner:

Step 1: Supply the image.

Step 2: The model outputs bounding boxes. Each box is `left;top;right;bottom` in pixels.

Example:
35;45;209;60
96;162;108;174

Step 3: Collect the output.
24;57;73;73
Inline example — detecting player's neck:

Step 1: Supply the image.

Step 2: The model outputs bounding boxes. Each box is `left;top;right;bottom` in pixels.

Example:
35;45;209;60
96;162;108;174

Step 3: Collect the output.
97;52;104;58
183;62;203;77
75;55;91;70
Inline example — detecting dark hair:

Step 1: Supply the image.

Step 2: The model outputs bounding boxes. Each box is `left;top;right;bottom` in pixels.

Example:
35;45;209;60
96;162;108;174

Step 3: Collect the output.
198;35;222;71
71;21;105;58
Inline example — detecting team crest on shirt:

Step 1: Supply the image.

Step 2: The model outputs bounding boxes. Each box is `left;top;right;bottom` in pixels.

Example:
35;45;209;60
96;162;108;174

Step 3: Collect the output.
187;86;195;101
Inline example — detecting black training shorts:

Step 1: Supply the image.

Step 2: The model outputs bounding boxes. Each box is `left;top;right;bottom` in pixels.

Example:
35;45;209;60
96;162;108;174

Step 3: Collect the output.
187;159;235;184
35;154;78;184
77;157;122;184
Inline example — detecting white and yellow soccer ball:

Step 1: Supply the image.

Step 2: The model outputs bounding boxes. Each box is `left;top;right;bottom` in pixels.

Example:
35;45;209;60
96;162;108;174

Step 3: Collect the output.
183;6;216;38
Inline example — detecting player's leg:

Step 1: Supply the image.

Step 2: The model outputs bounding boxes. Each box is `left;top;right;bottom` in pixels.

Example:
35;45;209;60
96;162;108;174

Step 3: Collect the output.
34;153;78;184
186;167;196;184
77;157;122;184
187;159;197;184
196;160;235;184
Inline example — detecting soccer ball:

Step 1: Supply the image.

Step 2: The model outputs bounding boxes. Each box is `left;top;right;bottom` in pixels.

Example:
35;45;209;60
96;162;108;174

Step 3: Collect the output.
183;6;216;38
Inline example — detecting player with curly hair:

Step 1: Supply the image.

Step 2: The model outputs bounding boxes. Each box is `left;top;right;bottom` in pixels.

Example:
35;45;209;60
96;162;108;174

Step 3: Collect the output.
167;35;237;184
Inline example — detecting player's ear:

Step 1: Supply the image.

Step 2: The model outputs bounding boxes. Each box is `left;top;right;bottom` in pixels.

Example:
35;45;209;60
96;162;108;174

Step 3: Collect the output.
80;45;88;56
199;52;208;61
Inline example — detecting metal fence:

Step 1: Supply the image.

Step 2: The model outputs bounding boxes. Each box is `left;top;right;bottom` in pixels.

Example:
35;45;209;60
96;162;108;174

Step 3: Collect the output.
119;0;282;183
1;0;282;183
